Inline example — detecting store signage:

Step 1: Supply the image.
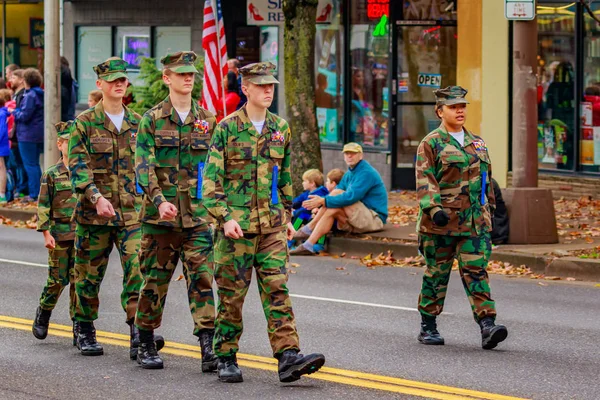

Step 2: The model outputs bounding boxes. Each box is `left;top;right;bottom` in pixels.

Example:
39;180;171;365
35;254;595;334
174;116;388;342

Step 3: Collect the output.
247;0;334;25
505;0;535;21
29;18;44;49
367;0;389;20
417;73;441;88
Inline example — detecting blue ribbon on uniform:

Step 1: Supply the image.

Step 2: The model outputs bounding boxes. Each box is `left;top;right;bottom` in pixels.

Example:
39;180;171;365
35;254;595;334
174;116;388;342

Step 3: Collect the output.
136;180;143;195
197;162;205;199
271;165;279;205
481;171;487;205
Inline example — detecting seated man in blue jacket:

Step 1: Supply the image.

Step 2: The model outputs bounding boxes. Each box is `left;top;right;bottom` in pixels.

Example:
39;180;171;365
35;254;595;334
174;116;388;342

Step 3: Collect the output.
290;142;388;255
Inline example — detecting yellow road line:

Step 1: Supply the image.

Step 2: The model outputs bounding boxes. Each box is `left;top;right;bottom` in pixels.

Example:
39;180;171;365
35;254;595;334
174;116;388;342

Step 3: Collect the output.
0;315;529;400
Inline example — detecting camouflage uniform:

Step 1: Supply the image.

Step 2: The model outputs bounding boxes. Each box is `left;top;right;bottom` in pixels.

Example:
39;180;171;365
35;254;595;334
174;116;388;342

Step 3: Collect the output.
68;58;143;324
134;51;216;338
36;122;77;317
203;62;300;358
416;86;497;323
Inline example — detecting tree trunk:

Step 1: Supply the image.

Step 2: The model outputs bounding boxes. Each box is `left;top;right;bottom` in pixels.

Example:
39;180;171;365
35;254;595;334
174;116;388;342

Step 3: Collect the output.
283;0;322;195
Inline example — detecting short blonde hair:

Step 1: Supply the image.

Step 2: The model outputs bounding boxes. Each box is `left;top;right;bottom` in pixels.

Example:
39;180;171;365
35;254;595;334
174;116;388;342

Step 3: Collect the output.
88;89;103;103
327;168;344;185
302;169;324;187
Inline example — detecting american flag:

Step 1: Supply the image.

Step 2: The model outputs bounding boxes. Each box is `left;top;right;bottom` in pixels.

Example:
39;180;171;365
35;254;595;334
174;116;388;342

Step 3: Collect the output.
202;0;228;114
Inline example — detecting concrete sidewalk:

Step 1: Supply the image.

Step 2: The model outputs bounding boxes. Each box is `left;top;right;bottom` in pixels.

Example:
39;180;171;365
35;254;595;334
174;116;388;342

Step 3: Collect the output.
327;192;600;281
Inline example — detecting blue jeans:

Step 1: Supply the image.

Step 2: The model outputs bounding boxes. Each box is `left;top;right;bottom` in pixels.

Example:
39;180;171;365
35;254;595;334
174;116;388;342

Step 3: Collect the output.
8;146;28;195
19;142;43;199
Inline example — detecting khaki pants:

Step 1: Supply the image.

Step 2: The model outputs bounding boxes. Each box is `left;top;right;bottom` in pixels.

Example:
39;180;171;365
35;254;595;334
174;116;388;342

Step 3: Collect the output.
338;201;384;233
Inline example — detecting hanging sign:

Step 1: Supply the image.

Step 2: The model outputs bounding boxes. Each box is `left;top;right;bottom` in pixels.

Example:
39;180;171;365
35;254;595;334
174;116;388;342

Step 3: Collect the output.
505;0;535;21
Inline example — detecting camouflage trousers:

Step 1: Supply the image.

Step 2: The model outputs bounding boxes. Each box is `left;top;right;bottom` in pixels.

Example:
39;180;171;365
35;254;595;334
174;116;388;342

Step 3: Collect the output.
213;229;299;358
39;240;76;319
418;232;496;322
73;223;143;323
135;224;215;336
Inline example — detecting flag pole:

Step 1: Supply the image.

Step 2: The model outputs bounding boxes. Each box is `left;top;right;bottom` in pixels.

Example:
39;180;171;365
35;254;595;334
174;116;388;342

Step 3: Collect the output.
213;0;227;117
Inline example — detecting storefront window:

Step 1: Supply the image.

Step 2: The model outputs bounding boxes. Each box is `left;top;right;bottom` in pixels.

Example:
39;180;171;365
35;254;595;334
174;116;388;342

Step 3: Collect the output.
315;0;344;144
154;27;191;68
115;26;151;85
76;26;112;103
402;0;457;21
536;3;576;171
581;4;600;172
350;0;390;148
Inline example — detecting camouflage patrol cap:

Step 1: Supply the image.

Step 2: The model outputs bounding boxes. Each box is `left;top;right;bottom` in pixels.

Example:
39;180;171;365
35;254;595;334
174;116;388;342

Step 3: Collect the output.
434;86;469;106
55;121;72;140
160;51;199;73
342;142;363;153
93;57;129;82
239;62;279;85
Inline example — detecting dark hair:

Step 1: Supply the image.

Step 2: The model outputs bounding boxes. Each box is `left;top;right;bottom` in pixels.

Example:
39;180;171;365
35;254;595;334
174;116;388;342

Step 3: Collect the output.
0;89;11;106
23;68;43;88
60;56;70;68
226;71;238;92
584;86;600;96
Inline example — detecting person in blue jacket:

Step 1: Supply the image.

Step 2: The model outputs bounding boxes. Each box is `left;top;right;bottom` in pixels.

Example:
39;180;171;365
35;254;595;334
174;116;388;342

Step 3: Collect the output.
292;169;329;221
290;142;388;255
11;68;44;201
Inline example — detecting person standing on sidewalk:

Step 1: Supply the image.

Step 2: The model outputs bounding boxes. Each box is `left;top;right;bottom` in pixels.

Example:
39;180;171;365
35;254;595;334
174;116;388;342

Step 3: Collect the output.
32;122;78;344
133;51;217;371
415;86;508;350
68;58;163;358
203;62;325;384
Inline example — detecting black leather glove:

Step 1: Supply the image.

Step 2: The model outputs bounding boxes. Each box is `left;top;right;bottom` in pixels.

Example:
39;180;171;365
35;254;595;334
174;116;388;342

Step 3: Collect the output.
432;210;450;227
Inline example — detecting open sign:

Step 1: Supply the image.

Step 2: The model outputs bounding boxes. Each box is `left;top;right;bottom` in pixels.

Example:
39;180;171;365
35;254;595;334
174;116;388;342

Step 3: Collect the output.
417;73;441;88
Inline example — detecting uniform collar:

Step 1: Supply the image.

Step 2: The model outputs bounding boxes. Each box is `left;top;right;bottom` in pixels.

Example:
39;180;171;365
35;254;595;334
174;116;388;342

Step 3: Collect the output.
160;95;203;126
437;123;476;147
56;159;68;175
238;105;278;137
93;100;138;135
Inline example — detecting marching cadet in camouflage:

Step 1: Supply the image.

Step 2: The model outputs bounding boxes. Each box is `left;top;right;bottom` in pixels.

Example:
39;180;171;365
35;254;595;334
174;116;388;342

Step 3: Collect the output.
68;57;163;358
33;121;78;344
133;51;217;371
203;62;325;383
415;86;508;350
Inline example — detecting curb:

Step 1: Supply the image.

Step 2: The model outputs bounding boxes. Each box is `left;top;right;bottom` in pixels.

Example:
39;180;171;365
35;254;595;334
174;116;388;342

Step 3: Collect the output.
328;236;600;282
0;207;36;222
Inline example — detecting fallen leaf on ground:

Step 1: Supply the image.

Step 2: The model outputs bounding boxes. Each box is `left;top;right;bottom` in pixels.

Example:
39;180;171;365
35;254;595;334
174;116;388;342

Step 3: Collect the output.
566;277;576;281
340;252;346;258
336;266;346;271
544;276;561;281
290;263;300;268
175;274;184;281
289;270;297;274
538;282;548;286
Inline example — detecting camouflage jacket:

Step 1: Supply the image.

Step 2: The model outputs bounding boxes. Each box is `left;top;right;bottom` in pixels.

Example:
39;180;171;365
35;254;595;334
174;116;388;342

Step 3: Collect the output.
203;106;292;234
416;124;496;236
37;159;77;241
135;96;216;229
68;101;142;226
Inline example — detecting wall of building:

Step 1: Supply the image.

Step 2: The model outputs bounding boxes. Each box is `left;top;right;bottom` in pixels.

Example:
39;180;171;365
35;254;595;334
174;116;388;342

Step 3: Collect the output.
1;3;44;68
322;149;392;189
62;0;205;70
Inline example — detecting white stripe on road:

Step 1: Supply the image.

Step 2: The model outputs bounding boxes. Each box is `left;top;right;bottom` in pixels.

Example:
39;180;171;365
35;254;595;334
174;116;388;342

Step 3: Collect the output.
0;257;435;314
0;258;47;268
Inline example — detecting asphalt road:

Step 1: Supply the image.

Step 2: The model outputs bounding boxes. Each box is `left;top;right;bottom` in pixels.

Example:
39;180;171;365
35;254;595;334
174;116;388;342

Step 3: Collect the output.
0;225;598;400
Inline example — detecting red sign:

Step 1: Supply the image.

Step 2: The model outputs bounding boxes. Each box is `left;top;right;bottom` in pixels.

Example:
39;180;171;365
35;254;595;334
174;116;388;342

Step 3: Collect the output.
367;0;389;20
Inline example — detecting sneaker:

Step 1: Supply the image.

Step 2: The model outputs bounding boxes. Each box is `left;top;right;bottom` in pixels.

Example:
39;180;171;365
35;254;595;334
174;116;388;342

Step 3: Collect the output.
289;243;316;256
0;196;7;205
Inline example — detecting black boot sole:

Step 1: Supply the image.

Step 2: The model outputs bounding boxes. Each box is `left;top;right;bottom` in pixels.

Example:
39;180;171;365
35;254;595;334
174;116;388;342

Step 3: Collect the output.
218;373;243;383
279;355;326;383
79;348;104;356
482;326;508;350
202;358;218;373
136;356;164;369
417;336;445;345
32;327;48;340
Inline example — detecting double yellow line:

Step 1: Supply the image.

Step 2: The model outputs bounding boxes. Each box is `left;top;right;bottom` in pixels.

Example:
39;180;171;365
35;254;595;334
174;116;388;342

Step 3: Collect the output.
0;315;528;400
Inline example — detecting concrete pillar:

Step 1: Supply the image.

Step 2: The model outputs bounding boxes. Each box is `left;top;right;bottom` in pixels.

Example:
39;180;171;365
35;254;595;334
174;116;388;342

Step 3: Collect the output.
44;0;61;169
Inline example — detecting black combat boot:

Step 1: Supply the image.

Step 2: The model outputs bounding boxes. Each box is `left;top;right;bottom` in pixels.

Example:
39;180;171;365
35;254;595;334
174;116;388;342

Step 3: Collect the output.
217;354;243;383
479;317;508;350
72;320;79;346
128;322;166;360
198;330;218;372
77;322;104;356
418;315;445;345
277;349;325;383
32;307;52;340
137;329;163;369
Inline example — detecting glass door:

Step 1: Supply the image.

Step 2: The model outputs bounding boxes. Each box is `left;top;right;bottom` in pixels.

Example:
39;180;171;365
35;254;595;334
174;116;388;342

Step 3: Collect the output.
391;19;457;189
